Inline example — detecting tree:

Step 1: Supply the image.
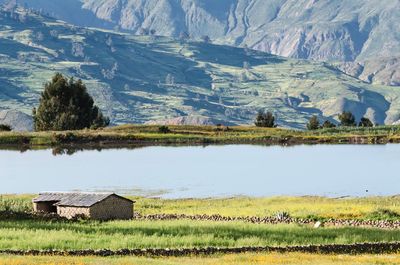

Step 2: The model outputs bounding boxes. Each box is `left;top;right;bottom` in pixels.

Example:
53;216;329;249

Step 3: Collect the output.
201;35;211;43
359;117;374;127
33;73;110;131
338;111;356;127
307;115;320;130
255;111;276;128
0;124;12;131
138;27;149;35
158;126;170;134
321;120;336;129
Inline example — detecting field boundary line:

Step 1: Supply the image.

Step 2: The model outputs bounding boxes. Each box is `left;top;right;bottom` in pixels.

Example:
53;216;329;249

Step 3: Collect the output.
1;242;400;257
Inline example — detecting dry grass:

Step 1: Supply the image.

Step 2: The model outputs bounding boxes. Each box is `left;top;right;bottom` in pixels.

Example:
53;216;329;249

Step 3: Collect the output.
135;196;400;220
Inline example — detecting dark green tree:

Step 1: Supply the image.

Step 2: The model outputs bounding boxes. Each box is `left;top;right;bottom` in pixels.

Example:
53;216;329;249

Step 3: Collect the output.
33;73;110;131
255;111;276;128
158;126;171;134
307;115;320;130
321;120;336;129
359;117;374;127
338;111;356;127
0;124;12;131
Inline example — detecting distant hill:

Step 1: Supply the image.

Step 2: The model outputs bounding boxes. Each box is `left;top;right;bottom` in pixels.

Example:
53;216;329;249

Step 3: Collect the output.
4;0;400;86
1;7;400;128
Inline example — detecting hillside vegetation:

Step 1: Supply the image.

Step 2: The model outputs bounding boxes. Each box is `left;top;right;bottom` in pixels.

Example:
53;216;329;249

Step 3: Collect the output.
1;8;400;128
6;0;400;86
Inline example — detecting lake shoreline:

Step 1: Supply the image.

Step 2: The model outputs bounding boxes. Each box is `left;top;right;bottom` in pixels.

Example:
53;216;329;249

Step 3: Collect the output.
1;124;400;149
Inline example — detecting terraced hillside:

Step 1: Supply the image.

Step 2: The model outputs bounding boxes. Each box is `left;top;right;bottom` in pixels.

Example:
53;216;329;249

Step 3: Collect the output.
5;0;400;86
1;7;400;128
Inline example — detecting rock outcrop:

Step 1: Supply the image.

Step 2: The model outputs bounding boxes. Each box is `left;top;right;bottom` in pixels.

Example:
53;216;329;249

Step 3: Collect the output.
0;110;33;132
146;116;229;126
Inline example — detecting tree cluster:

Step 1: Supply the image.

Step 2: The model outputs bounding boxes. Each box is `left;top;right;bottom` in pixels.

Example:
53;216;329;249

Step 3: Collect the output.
306;111;375;130
255;111;276;128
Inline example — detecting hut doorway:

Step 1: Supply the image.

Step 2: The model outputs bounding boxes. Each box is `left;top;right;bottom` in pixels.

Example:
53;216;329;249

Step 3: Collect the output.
34;201;59;213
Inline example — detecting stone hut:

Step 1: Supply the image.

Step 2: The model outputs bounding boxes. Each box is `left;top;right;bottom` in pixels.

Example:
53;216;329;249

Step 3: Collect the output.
32;192;134;220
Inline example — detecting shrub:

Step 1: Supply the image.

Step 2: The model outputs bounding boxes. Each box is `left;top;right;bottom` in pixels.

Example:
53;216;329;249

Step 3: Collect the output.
339;111;356;127
33;73;110;131
0;124;12;131
275;211;291;221
158;126;171;134
321;120;336;129
255;111;276;128
307;116;320;130
367;209;400;220
359;117;374;127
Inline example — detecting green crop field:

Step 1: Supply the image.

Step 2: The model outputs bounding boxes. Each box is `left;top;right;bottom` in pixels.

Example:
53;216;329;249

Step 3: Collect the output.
0;219;400;251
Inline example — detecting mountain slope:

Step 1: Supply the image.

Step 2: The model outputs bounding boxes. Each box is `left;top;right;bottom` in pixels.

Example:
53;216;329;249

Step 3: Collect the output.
1;7;400;128
6;0;400;86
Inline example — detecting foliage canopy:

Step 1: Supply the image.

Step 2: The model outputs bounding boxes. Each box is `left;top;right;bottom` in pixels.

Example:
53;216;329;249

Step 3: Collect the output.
307;116;320;130
339;111;356;127
33;73;109;131
255;111;276;128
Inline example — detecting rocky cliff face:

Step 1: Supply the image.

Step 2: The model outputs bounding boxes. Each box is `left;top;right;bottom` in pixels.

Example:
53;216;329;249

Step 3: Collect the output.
8;0;400;86
0;110;33;131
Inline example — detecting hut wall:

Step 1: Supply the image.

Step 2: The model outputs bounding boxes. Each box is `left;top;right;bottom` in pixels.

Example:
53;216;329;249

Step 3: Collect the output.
90;195;133;220
57;206;90;219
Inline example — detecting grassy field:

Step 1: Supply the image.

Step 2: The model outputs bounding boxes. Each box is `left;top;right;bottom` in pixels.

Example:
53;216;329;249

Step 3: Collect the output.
1;124;400;148
2;195;400;263
2;253;400;265
1;219;400;250
2;195;400;220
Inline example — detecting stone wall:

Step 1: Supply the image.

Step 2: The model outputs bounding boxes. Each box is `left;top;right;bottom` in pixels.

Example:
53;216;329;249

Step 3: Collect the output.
133;213;400;229
57;206;90;219
90;195;133;220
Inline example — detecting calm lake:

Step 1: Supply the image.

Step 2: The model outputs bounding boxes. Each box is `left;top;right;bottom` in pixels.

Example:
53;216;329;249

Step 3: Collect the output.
0;145;398;198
